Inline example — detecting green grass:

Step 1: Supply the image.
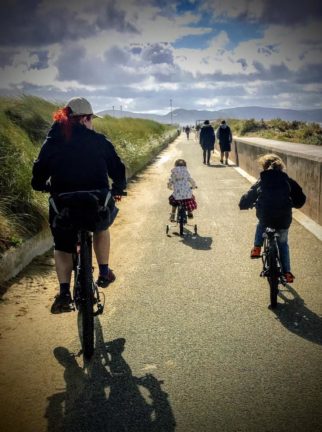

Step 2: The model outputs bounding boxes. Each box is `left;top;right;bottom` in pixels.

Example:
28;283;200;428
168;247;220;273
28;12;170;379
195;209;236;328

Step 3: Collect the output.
0;95;176;253
217;118;322;145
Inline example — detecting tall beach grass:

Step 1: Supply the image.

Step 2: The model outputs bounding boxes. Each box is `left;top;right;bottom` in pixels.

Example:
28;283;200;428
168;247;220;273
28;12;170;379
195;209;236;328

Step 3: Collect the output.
0;95;176;253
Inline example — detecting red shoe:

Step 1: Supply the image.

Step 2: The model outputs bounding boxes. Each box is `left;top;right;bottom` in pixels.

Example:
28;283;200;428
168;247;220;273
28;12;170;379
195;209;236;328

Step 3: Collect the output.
284;272;295;283
250;246;261;259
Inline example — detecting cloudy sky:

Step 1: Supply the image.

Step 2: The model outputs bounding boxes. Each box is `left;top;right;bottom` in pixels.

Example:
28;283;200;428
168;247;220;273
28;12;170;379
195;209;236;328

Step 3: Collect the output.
0;0;322;114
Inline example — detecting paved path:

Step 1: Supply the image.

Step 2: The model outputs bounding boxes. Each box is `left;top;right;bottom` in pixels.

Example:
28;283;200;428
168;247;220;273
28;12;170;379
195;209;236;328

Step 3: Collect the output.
0;132;322;432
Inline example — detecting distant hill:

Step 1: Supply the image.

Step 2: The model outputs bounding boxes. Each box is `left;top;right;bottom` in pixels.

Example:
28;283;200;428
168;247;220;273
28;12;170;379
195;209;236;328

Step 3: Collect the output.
98;106;322;125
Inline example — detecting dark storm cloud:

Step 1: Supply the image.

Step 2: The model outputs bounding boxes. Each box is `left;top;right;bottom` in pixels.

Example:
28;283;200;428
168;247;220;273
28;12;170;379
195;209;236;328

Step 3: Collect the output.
237;58;248;70
260;0;322;25
55;41;183;86
294;63;322;84
130;47;143;55
0;0;138;47
30;50;49;69
56;44;145;85
0;50;18;67
141;44;174;64
197;61;291;83
96;2;138;33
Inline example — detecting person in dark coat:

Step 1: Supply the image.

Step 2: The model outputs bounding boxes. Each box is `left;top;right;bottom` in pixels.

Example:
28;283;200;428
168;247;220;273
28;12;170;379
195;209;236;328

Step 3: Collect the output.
239;153;306;283
31;97;126;313
199;120;215;165
216;120;232;165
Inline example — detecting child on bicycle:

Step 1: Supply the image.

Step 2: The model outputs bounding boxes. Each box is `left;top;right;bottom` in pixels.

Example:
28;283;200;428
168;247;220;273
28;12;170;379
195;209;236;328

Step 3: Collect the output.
239;153;306;283
167;159;197;222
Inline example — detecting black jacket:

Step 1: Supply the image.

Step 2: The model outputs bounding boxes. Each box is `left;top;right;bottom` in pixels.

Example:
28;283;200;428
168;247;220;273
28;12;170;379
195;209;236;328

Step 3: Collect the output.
199;124;215;150
239;170;306;229
31;122;126;194
216;125;232;145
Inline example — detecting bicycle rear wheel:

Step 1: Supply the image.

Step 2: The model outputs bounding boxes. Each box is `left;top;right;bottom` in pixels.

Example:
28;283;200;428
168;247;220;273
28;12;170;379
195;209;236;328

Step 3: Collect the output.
268;245;279;308
179;208;184;236
79;233;94;359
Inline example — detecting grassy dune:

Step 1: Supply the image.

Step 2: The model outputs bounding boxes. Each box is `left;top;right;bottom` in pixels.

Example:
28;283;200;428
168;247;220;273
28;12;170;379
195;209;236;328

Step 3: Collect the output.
224;118;322;145
0;95;176;253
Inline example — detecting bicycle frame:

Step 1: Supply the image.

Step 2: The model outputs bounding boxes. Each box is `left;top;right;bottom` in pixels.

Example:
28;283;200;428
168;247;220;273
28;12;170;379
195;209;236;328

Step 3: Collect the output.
260;227;285;308
73;229;104;359
73;231;104;316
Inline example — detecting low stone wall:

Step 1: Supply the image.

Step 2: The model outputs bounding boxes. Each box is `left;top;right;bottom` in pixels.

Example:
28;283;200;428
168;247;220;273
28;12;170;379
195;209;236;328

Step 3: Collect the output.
230;137;322;225
0;228;53;284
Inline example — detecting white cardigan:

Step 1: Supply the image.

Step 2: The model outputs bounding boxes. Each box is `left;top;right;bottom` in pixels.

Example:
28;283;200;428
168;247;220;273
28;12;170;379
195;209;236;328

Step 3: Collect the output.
167;166;196;200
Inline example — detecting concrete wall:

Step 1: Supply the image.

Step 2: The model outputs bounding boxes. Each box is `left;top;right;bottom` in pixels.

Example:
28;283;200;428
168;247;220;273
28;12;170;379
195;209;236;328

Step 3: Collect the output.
230;137;322;225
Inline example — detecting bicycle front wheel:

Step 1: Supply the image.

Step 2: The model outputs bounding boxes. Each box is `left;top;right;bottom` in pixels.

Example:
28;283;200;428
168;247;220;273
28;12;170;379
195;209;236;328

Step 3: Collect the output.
79;234;94;359
268;245;279;308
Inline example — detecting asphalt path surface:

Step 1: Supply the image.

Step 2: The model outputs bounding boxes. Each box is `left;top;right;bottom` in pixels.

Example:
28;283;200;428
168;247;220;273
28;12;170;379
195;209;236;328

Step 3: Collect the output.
0;132;322;432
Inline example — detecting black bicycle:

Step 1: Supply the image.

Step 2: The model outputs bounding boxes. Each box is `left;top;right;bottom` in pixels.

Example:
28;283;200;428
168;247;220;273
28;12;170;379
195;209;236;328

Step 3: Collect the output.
166;202;197;236
260;227;286;308
50;189;125;359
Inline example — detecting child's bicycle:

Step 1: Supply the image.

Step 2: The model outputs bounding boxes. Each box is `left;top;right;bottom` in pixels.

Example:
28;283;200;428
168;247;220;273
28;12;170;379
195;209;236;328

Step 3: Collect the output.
260;227;287;308
166;202;197;236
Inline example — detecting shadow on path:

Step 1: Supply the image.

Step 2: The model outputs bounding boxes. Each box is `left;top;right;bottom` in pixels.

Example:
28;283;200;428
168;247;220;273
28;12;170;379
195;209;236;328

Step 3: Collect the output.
273;285;322;346
167;229;212;250
46;321;176;432
205;163;237;168
180;232;213;250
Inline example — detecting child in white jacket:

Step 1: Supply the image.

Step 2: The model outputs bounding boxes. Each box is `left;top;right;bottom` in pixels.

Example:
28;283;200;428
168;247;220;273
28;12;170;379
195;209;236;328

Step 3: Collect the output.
167;159;197;222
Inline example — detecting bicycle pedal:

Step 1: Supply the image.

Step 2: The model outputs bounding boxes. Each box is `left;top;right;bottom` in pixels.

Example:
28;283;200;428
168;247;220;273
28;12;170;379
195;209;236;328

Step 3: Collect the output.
93;303;104;316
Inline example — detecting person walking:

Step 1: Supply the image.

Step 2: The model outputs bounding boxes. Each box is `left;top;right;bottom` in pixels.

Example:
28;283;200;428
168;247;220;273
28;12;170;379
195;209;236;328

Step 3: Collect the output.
31;97;126;313
199;120;215;165
216;120;232;165
185;125;191;140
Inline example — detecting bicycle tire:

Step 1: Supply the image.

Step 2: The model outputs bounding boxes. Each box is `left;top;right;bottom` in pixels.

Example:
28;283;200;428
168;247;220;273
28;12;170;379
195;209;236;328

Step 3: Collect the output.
268;244;278;308
179;208;184;236
79;233;94;359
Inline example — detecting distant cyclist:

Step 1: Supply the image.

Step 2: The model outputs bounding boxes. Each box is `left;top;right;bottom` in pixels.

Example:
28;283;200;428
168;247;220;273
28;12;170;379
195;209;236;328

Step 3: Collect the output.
31;97;126;313
239;154;306;283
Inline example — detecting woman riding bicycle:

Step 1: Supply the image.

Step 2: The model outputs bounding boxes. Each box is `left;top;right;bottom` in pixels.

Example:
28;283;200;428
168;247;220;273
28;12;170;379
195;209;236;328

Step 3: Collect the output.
167;159;197;222
31;97;126;313
239;154;306;283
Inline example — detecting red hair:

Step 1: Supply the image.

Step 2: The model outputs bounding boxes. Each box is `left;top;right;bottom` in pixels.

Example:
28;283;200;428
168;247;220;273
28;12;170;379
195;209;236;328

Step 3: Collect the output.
52;106;85;141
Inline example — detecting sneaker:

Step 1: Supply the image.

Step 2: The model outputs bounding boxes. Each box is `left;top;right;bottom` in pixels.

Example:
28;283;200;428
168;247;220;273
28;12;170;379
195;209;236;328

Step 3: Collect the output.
284;272;295;283
51;292;73;314
250;246;261;259
96;269;116;288
225;160;229;165
220;159;224;164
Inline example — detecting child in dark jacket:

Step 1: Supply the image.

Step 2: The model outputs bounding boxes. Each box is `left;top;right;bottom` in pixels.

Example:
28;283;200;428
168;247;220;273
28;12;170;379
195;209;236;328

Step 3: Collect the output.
239;153;306;283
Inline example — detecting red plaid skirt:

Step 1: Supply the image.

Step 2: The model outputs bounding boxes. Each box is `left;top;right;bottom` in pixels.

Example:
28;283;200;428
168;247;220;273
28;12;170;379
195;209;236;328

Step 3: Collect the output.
169;194;197;211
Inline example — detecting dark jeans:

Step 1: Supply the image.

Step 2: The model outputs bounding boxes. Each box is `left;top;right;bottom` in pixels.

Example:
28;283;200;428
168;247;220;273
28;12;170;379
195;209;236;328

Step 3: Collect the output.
203;149;211;163
254;223;290;273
